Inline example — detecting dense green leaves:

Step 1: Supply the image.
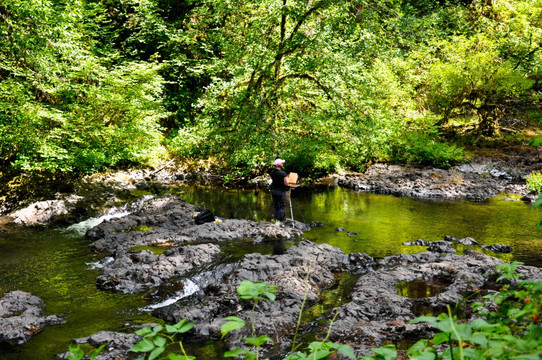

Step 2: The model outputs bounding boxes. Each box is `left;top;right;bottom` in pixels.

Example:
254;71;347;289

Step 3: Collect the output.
1;0;541;178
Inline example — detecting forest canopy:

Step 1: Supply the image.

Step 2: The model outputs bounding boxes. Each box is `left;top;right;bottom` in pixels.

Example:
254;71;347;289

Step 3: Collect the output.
0;0;540;178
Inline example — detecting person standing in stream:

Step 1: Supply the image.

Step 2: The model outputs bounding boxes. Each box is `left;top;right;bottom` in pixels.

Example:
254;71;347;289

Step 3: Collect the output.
270;158;289;224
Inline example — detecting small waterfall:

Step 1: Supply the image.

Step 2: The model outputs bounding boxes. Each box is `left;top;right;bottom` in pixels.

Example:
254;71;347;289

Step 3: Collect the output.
86;256;115;270
141;279;201;311
66;195;155;235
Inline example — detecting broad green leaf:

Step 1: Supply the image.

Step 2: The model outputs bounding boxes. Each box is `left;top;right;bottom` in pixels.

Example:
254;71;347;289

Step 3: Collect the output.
152;325;164;334
244;334;273;346
411;351;437;360
130;338;155;353
452;323;472;340
408;339;428;355
284;353;308;360
153;336;167;348
224;348;246;357
336;344;356;359
469;332;488;348
371;344;397;360
135;326;153;336
433;332;450;346
221;316;246;338
148;346;165;360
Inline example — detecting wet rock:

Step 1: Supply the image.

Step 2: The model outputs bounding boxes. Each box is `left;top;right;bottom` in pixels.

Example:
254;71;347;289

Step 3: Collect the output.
403;239;431;246
330;251;542;356
451;236;480;246
87;195;303;254
480;244;513;253
61;245;542;359
403;239;456;254
8;196;83;227
337;162;530;202
0;291;65;344
96;244;221;294
151;241;373;354
56;331;142;360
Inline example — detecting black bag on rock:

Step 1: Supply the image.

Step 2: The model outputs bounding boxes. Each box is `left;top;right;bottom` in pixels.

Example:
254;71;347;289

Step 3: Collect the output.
195;209;215;224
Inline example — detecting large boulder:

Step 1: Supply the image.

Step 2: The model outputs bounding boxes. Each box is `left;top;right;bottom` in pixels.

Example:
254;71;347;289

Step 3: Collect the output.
96;244;222;294
152;240;373;355
0;291;65;344
87;195;304;254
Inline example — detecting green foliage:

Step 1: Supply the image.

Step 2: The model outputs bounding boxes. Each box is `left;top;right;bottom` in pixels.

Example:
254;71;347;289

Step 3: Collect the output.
236;280;277;302
391;129;465;168
3;0;541;178
362;262;542;360
129;319;195;360
0;0;166;175
526;172;542;194
419;34;533;136
66;343;106;360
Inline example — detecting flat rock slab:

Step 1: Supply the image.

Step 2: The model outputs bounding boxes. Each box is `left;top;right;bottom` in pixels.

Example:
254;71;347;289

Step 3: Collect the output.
337;162;532;201
0;291;65;344
87;195;304;254
96;244;221;294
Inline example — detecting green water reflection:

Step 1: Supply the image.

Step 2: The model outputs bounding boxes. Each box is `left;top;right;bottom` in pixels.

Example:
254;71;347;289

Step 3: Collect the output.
0;186;541;359
0;229;156;359
180;186;542;266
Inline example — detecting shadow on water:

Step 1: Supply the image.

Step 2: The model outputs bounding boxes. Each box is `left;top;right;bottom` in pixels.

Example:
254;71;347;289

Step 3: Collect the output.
0;186;541;359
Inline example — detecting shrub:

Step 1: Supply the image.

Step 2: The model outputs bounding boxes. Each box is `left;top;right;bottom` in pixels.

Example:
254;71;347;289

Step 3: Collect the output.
390;130;465;168
526;172;542;194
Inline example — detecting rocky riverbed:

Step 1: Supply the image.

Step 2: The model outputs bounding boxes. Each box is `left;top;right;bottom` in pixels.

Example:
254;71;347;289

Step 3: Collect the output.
47;195;542;359
1;151;541;357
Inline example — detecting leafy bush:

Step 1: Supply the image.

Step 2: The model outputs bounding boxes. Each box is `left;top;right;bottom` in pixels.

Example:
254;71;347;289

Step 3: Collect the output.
390;130;465;168
526;172;542;194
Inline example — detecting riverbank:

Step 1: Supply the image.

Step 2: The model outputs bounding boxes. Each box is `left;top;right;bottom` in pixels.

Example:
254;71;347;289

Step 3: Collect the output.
2;143;541;227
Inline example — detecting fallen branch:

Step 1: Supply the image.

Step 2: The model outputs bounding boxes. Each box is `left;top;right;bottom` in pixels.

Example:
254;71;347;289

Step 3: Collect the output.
148;159;176;177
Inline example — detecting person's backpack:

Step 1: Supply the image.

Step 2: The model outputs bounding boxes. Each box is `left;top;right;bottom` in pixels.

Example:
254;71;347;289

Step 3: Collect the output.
195;209;215;224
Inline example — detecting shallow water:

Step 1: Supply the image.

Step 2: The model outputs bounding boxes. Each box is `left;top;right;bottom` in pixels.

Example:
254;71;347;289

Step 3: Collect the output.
181;186;542;266
0;186;541;359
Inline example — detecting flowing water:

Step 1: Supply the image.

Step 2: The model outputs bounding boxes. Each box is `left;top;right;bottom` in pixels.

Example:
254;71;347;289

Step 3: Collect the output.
0;186;541;359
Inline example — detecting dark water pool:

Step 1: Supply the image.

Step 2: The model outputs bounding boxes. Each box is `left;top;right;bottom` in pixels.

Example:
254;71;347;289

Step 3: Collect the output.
0;186;540;359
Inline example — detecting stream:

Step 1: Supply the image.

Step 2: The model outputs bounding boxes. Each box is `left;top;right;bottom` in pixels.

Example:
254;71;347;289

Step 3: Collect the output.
0;186;541;359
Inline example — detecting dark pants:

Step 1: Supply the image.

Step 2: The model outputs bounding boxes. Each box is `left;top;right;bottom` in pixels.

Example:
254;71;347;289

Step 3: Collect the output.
271;189;286;221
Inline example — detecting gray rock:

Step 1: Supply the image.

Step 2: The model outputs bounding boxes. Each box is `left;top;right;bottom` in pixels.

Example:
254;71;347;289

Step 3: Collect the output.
87;195;303;254
330;251;542;355
480;244;513;253
0;291;65;344
56;331;142;360
152;240;372;355
96;244;222;294
337;162;530;202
